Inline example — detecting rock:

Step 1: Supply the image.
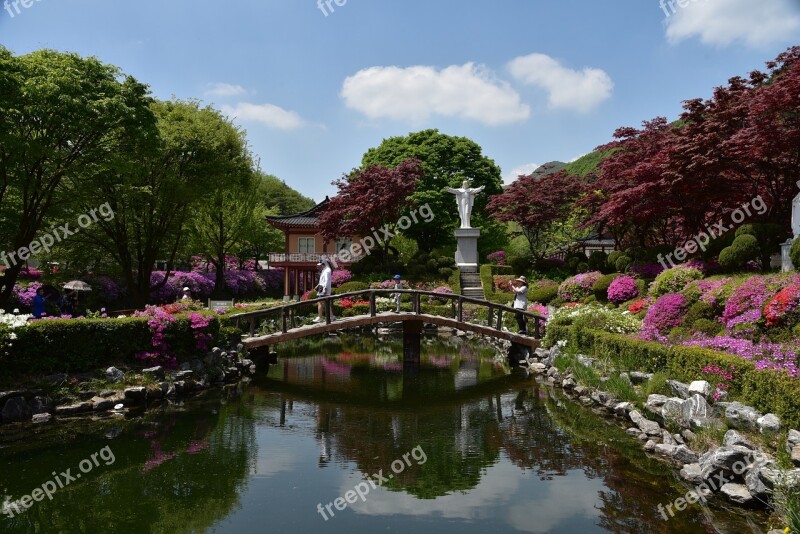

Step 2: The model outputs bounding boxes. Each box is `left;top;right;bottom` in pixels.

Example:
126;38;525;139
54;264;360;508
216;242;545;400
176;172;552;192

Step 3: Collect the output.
673;433;685;445
758;468;800;491
626;428;642;437
1;397;32;423
534;347;548;358
591;391;615;407
629;371;653;384
723;430;754;449
54;402;93;416
758;413;781;434
29;396;53;415
573;385;587;397
662;430;676;446
673;445;699;464
667;380;691;400
576;354;595;368
681;394;711;425
661;398;685;422
645;394;669;413
688;380;712;398
105;367;125;383
720;483;753;505
123;387;147;405
562;377;576;389
788;429;800;450
175;370;194;380
143;366;165;379
77;390;98;401
31;413;51;424
0;390;31;404
682;429;696;442
113;404;124;411
629;410;662;436
792;445;800;467
93;399;116;412
179;362;191;371
614;402;633;417
655;443;677;457
690;417;723;431
699;445;755;482
725;402;762;431
529;362;547;374
644;440;657;452
680;463;704;484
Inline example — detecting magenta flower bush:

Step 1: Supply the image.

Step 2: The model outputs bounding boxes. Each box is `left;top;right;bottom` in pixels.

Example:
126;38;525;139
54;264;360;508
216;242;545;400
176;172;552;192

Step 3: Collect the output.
527;303;548;318
558;271;602;302
721;274;797;332
331;270;353;287
150;271;215;303
486;250;507;265
683;278;733;308
18;267;43;280
684;336;798;378
640;293;689;340
429;286;454;304
11;282;42;308
607;275;639;304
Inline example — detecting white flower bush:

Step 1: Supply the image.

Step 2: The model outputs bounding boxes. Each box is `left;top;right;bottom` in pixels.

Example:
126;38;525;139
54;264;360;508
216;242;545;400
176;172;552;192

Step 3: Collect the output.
0;310;31;356
548;304;642;335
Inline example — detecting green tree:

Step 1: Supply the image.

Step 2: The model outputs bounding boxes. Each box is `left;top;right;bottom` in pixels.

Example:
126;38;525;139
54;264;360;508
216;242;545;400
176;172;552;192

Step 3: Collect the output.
256;172;315;215
0;48;155;306
361;129;504;252
73;100;251;306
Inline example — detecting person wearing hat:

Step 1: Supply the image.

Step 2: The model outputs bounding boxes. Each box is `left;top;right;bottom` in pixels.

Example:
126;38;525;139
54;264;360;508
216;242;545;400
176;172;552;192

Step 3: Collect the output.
391;274;403;313
181;287;192;301
509;276;529;335
313;259;334;323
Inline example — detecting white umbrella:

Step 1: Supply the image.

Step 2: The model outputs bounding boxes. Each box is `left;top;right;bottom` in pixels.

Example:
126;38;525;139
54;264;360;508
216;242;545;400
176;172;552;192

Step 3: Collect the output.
63;280;92;291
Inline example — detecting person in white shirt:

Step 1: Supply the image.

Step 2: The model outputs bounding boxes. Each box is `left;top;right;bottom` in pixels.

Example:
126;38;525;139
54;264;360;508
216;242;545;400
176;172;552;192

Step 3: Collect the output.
181;287;191;301
314;260;334;323
391;274;403;312
510;276;528;335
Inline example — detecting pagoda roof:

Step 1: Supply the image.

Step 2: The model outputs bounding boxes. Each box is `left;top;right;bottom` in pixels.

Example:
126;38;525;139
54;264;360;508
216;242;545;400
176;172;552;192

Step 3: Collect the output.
265;197;328;229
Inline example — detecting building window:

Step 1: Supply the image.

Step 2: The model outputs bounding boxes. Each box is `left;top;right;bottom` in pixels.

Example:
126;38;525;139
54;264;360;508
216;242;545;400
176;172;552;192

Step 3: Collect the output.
299;237;315;254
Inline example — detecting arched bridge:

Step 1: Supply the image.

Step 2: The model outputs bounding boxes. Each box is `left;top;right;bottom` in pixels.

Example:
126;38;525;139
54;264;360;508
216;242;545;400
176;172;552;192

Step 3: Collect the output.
233;290;546;357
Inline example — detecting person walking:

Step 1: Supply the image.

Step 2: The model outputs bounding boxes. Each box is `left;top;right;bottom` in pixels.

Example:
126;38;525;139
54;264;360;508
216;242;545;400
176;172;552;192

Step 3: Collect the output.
391;274;403;313
510;276;529;335
181;287;192;301
314;259;334;323
32;287;46;319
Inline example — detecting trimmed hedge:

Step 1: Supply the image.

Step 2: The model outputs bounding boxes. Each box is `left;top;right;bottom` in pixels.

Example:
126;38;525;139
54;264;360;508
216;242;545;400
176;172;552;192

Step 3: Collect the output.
555;326;800;428
5;315;221;376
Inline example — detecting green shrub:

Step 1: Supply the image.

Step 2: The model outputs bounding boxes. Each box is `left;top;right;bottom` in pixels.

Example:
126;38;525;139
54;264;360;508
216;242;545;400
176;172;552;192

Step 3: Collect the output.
334;281;371;295
508;253;533;275
718;234;759;271
644;371;671;398
588;251;608;272
528;284;558;305
607;251;623;271
576;262;589;273
584;295;597;304
791;238;800;271
649;265;704;297
592;273;621;301
667;326;692;344
692;318;724;336
682;301;715;326
615;255;632;273
606;373;638;402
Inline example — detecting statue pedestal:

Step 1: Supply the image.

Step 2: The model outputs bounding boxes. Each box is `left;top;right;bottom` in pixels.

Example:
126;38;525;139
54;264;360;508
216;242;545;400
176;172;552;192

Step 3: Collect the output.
782;238;796;273
454;228;480;272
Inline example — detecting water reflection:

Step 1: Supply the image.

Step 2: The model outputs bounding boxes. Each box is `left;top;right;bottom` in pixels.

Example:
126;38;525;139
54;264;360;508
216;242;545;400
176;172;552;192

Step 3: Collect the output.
0;336;765;533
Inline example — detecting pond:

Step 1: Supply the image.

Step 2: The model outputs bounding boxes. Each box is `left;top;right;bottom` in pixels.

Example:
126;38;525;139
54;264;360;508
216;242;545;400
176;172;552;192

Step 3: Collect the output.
0;335;767;533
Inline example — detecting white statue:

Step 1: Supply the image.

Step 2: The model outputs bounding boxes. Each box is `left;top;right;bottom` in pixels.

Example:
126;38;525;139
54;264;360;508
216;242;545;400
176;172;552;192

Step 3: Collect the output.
446;180;485;229
792;180;800;237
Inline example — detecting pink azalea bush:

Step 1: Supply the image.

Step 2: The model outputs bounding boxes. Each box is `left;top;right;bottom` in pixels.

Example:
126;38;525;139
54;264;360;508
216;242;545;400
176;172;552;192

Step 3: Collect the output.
640;293;689;341
683;278;733;308
331;270;353;287
721;274;797;333
429;286;454;304
527;302;548;318
486;251;507;265
11;282;42;308
607;275;639;304
558;271;602;302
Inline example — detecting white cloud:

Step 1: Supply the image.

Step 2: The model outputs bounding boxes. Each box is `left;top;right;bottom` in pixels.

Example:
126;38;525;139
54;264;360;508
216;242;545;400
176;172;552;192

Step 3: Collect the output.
205;83;249;98
222;102;306;130
503;163;540;185
341;63;530;126
664;0;800;47
508;53;613;113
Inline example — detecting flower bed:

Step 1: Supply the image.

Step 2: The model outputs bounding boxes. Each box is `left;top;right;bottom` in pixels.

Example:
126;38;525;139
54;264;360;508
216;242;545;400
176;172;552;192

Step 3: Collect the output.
607;275;639;304
557;271;602;302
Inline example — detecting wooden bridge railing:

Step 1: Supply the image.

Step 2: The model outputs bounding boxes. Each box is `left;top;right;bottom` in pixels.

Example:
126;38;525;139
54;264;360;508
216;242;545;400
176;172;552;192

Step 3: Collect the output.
232;289;546;340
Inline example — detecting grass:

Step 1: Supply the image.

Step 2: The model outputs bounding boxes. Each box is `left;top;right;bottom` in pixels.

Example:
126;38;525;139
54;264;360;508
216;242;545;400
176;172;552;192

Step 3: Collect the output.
605;373;639;402
771;483;800;534
643;372;672;398
689;425;728;453
572;361;602;389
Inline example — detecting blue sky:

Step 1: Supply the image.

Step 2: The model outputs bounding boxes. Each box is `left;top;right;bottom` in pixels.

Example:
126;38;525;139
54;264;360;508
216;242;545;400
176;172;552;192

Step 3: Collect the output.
2;0;799;201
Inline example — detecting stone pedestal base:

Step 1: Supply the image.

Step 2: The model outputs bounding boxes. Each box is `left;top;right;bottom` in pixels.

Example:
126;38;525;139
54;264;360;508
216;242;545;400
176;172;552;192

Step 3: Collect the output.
782;238;796;273
454;228;480;270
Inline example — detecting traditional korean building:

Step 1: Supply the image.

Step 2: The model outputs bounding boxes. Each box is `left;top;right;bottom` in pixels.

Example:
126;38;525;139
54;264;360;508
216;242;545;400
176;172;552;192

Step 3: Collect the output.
266;198;361;300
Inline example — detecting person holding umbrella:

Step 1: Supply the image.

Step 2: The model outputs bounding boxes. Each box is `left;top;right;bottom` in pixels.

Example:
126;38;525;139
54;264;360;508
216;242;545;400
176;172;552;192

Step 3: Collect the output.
61;280;91;316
